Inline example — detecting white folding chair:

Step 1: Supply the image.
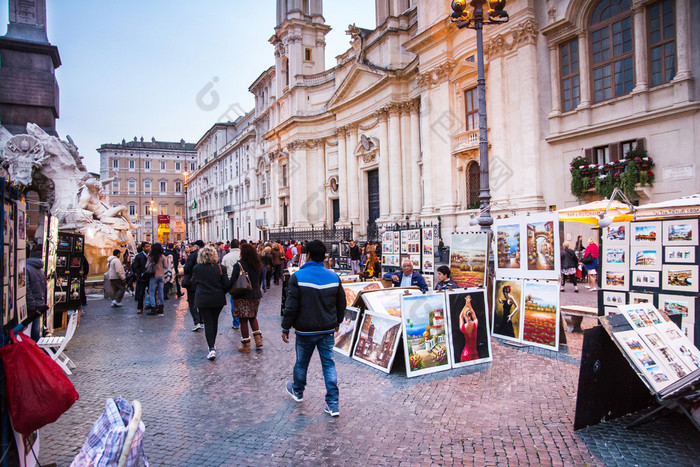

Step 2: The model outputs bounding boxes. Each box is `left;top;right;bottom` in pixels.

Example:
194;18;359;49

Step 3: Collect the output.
37;310;78;375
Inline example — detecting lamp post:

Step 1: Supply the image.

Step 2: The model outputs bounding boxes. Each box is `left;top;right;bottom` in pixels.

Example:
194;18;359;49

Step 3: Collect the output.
450;0;509;232
183;171;189;242
150;200;155;243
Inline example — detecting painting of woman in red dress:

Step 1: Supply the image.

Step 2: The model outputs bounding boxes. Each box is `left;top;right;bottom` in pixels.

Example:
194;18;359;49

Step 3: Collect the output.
459;296;479;362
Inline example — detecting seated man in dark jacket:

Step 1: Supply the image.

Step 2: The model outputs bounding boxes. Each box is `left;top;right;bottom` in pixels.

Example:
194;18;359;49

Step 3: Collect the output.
383;259;429;292
282;240;345;417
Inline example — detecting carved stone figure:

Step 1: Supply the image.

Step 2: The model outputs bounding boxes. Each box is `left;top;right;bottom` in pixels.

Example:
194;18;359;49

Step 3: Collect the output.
0;123;136;274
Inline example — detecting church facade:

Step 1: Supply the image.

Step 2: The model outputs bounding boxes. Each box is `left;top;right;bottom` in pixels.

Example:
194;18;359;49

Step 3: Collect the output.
189;0;700;244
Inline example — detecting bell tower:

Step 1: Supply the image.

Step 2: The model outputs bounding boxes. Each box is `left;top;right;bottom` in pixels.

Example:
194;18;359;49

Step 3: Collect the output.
271;0;330;93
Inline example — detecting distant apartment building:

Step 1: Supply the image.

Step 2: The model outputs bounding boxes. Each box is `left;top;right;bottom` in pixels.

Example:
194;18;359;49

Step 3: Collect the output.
98;136;196;243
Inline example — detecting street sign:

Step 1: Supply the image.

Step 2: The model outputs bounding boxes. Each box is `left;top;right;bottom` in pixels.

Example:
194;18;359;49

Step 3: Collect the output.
157;215;170;224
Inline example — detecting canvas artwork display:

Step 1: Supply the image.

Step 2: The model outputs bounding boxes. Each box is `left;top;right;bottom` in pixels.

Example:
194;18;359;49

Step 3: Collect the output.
630;247;661;271
604;222;628;245
70;256;82;269
664;246;695;263
331;244;340;256
334;306;360;356
400;293;452;377
2;206;8;245
604;247;627;266
662;219;698;246
2;285;8;326
496;223;521;270
422;227;434;273
662;264;698;293
446;290;492;369
16;255;26;298
342;281;383;306
521;280;560;350
603;291;626;307
492;279;522;341
382;232;395;255
657;294;695;322
631;222;661;246
352;312;402;373
526;220;556;272
70;277;81;301
423;275;434;291
604;270;629;291
613;330;674;393
409;254;420;270
631;270;660;289
449;233;488;288
655;321;700;371
74;236;84;253
16;200;26;250
383;254;399;267
57;234;72;253
46;215;59;280
362;288;419;318
400;231;409;254
55;291;67;304
605;306;619;316
637;327;693;379
340;242;350;258
628;292;654;305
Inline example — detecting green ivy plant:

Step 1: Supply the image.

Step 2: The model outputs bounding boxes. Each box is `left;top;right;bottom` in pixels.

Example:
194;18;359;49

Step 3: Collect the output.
569;149;654;200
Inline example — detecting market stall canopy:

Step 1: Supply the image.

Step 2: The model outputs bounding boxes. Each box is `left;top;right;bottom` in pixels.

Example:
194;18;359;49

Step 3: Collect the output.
558;199;634;224
635;194;700;219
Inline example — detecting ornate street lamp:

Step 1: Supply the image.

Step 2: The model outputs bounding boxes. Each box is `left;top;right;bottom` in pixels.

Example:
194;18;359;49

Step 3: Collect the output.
450;0;509;231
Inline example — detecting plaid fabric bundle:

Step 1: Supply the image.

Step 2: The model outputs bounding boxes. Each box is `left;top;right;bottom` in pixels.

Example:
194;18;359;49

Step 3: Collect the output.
71;398;148;467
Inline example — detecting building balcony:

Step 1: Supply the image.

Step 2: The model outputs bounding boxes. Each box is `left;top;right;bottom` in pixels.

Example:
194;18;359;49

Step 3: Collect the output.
452;129;483;155
256;218;268;227
224;205;234;213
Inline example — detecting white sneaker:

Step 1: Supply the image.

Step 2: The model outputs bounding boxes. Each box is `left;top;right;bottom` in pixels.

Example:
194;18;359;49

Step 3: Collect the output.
191;324;200;332
111;300;122;307
207;349;216;360
198;323;205;330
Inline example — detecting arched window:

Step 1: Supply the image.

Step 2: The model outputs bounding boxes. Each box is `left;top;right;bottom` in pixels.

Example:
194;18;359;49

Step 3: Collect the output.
590;0;634;102
466;161;480;209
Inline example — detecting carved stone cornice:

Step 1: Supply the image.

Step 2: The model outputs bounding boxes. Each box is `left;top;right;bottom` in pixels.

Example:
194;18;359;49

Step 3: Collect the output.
336;126;348;138
417;60;456;91
484;18;539;59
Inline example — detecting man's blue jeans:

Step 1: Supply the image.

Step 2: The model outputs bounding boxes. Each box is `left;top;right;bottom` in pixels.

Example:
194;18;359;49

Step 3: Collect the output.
149;276;164;306
292;333;339;409
229;294;240;327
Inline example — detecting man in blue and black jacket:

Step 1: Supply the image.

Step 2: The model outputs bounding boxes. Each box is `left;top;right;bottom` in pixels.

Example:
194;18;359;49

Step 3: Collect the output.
282;240;345;417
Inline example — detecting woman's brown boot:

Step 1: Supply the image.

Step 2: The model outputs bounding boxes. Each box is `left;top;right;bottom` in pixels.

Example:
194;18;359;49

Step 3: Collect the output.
253;331;263;348
238;338;251;353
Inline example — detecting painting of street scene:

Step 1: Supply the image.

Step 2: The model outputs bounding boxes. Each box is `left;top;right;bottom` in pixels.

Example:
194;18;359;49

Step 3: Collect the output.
521;281;559;350
447;291;491;368
342;281;383;306
667;223;693;242
352;313;401;373
605;225;626;242
362;288;419;317
449;233;487;288
334;307;360;356
527;221;555;271
497;224;520;269
401;294;451;377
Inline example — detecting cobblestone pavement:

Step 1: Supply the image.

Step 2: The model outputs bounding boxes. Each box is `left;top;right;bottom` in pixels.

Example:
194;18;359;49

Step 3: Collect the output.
39;285;700;466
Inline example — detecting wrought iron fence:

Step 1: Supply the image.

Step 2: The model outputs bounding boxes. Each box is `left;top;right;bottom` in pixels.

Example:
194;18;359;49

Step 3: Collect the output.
268;226;353;248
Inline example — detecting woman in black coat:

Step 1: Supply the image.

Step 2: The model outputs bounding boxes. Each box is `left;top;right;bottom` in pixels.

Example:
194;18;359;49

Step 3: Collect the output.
231;243;264;353
560;241;580;293
192;245;233;360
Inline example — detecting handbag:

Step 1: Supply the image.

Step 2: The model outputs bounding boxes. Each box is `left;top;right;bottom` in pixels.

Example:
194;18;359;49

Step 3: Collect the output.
181;272;192;289
229;261;252;298
144;261;155;276
582;252;594;265
0;330;79;435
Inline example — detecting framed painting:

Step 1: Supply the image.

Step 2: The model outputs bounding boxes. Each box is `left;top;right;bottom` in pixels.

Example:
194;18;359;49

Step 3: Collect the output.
630;247;661;271
631;270;659;289
492;279;523;342
446;290;492;369
400;293;452;377
351;311;402;374
525;213;561;279
628;292;654;305
449;233;488;288
342;281;384;307
605;306;620;316
657;294;695;322
70;277;81;301
603;222;629;246
494;221;522;273
423;274;434;291
603;246;628;269
630;221;661;247
662;264;699;293
16;199;26;251
604;269;629;291
664;246;695;264
662;219;698;246
603;291;626;307
334;306;361;356
521;280;560;351
362;288;419;318
57;234;73;253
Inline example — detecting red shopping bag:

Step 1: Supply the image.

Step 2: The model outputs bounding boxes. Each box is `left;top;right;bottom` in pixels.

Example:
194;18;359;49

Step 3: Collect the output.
0;330;79;435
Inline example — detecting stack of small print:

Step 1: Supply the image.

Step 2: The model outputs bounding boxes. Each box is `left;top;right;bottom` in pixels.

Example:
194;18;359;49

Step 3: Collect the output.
613;303;700;396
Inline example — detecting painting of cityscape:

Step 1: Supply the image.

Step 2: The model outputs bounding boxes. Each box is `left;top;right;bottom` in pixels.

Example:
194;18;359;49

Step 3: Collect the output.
631;222;661;246
663;219;698;246
446;290;492;369
604;223;627;244
527;221;555;272
449;233;488;288
630;247;661;270
662;265;698;293
521;280;560;350
657;294;694;320
352;312;402;374
400;294;452;377
362;288;419;318
334;307;361;356
496;224;520;270
342;281;383;306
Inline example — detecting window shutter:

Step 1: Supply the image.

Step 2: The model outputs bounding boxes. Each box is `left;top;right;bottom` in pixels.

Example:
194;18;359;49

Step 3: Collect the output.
584;148;594;163
635;138;645;151
609;143;620;162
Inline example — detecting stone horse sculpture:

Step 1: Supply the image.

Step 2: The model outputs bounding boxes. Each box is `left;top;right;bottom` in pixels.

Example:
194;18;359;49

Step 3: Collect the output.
0;123;137;274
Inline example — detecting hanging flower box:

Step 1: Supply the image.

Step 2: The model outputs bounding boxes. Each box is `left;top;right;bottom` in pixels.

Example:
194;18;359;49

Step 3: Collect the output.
570;149;655;200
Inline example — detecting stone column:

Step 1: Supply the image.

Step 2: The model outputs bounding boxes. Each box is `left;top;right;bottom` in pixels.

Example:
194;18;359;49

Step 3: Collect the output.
674;0;692;81
632;4;648;92
549;44;562;116
347;125;361;226
409;100;422;219
336;127;349;225
400;104;412;217
577;33;591;108
378;109;390;221
317;139;327;226
270;156;280;227
290;142;309;228
388;104;403;220
420;90;434;216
